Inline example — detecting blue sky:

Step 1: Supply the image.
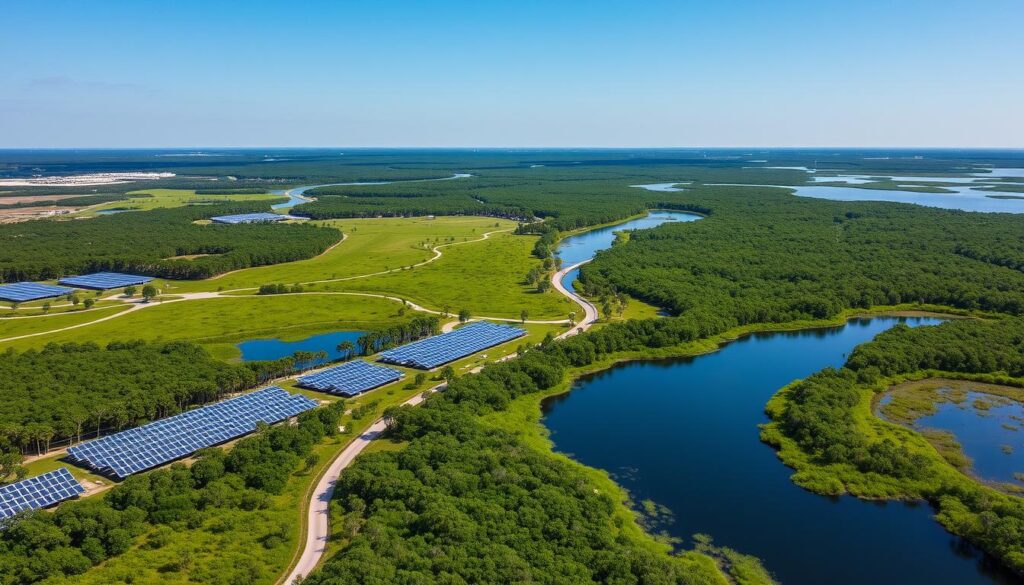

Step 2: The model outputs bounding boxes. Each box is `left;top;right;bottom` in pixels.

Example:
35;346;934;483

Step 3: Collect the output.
1;0;1021;147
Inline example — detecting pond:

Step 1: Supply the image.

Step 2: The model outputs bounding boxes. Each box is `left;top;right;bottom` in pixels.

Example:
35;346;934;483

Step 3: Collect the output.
541;316;1022;584
236;330;362;367
914;389;1024;486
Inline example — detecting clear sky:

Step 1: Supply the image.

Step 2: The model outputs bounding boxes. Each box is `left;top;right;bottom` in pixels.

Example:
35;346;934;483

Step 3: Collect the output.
1;0;1021;148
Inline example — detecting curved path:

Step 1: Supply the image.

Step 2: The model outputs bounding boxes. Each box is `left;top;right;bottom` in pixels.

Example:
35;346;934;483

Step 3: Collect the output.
0;228;575;344
551;260;599;339
278;248;601;585
282;384;442;584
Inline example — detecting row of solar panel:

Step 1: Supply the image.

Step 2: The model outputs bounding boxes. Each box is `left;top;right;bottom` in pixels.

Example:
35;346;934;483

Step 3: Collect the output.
68;387;317;478
378;321;526;369
210;212;296;224
0;272;153;302
0;468;85;521
297;360;404;396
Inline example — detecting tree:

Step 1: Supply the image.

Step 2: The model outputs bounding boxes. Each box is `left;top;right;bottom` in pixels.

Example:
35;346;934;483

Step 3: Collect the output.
41;302;51;314
442;304;451;317
123;285;137;297
440;366;456;383
70;295;80;307
458;309;471;323
336;340;356;360
568;311;576;326
141;284;158;302
520;309;529;323
83;297;95;310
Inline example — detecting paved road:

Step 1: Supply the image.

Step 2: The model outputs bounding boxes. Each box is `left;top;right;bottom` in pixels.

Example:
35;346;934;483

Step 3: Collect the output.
551;260;599;339
282;385;442;584
280;253;599;584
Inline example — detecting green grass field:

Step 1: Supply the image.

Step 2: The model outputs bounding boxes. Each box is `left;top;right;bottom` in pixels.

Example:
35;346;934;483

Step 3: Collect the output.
79;188;282;216
323;231;574;320
0;294;405;356
166;216;516;293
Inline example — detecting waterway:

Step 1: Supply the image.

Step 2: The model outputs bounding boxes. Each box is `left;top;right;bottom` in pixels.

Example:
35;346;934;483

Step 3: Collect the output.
271;173;473;210
541;317;1021;584
236;330;362;367
555;211;702;291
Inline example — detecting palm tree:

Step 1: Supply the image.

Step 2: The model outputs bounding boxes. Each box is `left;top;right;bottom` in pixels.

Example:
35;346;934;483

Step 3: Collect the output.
336;340;356;361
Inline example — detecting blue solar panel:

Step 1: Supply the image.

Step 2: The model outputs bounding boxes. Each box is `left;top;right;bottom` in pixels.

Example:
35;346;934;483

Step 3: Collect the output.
58;272;154;290
0;468;85;521
297;361;404;396
67;387;318;478
378;321;526;369
210;212;295;224
0;282;76;302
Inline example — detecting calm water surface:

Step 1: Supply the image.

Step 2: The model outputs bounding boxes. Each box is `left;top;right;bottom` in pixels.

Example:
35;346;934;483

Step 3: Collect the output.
272;173;472;209
556;211;702;290
236;330;362;367
916;390;1024;485
542;317;1022;585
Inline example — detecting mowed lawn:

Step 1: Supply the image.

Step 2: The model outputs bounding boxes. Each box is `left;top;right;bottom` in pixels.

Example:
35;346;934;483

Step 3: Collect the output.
324;231;574;320
0;305;130;342
80;188;283;216
0;294;405;353
166;216;516;293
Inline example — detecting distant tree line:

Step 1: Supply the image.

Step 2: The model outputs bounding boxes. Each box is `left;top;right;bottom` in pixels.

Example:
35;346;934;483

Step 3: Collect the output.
581;187;1024;321
0;201;341;282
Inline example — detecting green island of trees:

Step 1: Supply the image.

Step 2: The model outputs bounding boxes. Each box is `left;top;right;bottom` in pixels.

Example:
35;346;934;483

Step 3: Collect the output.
762;317;1024;573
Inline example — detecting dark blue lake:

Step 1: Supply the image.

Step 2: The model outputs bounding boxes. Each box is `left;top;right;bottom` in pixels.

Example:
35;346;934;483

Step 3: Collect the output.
236;330;362;367
917;390;1024;486
542;317;1022;584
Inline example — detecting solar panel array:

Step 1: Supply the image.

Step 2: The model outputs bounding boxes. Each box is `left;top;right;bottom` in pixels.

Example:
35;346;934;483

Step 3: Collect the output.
378;321;527;369
0;468;85;520
0;282;76;302
297;360;404;396
210;212;294;224
58;272;154;290
67;387;318;478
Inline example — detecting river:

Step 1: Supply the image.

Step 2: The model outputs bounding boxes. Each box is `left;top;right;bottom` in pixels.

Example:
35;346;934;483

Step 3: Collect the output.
545;214;1021;584
270;173;473;210
556;211;702;292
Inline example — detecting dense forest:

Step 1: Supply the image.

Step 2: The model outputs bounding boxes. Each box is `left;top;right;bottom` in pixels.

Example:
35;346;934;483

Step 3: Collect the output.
0;201;341;281
767;317;1024;574
0;401;346;584
580;186;1024;321
302;313;780;584
0;341;255;459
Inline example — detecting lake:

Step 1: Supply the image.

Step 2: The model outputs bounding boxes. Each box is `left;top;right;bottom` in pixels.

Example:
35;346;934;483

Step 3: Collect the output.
541;317;1022;584
236;330;362;367
916;389;1024;486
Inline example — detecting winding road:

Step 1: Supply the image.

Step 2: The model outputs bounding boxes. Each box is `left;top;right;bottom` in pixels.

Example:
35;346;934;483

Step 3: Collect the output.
278;251;600;585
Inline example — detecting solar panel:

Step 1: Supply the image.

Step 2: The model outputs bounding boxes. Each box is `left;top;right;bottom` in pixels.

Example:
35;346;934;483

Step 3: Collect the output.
0;282;76;303
0;468;85;520
58;272;154;290
377;321;526;369
297;360;404;396
67;387;318;479
209;212;296;224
